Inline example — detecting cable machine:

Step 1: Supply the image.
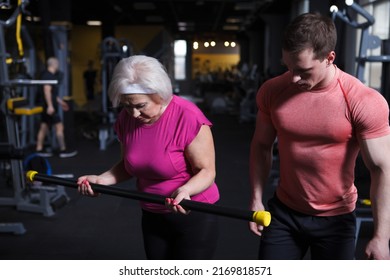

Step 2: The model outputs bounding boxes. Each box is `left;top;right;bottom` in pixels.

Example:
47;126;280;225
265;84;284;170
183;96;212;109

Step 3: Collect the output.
98;37;131;150
0;0;69;229
330;0;390;247
331;0;390;86
0;0;29;234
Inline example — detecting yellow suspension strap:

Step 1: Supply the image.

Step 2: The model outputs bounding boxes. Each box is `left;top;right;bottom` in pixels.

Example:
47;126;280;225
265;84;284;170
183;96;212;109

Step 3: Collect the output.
15;0;24;57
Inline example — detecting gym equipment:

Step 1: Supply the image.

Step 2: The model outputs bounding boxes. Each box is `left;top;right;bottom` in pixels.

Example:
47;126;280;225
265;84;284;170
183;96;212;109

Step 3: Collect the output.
26;170;272;226
355;200;373;247
99;37;131;150
331;0;390;84
0;143;24;159
331;0;384;247
0;143;26;234
0;0;69;221
0;0;29;235
22;154;70;215
0;222;26;235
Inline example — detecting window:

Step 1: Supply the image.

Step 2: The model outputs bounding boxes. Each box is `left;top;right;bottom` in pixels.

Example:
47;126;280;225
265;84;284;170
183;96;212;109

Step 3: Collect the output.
174;40;187;80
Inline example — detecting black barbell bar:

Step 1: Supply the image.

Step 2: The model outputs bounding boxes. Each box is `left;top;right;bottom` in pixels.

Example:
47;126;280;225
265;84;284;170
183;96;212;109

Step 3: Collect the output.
26;170;271;226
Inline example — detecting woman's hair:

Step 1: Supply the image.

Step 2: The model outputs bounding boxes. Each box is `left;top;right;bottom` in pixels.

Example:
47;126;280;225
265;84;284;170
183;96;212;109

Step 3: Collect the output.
108;55;173;107
282;12;337;61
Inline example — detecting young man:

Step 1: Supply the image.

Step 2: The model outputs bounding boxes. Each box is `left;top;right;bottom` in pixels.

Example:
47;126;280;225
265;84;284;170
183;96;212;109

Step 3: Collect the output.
36;57;77;158
249;12;390;260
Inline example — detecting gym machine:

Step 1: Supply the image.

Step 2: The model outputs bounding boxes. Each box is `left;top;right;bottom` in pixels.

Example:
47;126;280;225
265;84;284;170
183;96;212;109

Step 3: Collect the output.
98;37;131;150
330;0;390;246
0;0;69;227
330;0;390;85
0;0;29;234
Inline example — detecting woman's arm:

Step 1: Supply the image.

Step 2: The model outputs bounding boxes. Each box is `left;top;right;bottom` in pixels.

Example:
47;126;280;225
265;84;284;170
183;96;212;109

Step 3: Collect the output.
167;125;216;213
77;144;132;196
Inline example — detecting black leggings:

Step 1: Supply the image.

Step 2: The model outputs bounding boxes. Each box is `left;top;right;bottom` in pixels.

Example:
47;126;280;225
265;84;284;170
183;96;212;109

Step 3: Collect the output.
259;195;356;260
142;209;219;260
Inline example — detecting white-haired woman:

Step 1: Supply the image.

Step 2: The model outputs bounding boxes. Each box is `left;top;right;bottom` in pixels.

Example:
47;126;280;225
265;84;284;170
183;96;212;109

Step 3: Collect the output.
77;55;220;259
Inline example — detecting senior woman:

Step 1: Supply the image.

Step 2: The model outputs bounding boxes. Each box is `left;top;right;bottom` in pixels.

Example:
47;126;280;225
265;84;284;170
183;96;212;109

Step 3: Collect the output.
77;55;220;259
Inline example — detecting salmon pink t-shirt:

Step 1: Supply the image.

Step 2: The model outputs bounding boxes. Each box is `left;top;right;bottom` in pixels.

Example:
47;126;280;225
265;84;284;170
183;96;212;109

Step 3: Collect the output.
114;95;220;213
258;66;390;216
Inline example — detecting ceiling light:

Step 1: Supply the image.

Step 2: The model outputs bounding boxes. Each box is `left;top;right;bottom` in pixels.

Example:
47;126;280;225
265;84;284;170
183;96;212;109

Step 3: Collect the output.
329;5;338;13
87;21;102;26
226;17;242;24
25;16;41;22
193;41;199;50
223;25;240;31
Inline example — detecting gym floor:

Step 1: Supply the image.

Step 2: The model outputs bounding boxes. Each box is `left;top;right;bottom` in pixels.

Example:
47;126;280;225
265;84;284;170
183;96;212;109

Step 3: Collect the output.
0;109;373;260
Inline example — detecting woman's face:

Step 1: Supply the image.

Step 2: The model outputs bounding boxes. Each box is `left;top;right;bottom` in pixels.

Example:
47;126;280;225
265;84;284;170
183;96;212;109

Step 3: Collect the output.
120;94;164;124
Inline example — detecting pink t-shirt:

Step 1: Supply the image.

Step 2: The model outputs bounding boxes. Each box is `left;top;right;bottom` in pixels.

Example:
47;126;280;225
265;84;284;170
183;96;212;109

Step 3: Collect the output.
258;66;390;216
114;95;220;213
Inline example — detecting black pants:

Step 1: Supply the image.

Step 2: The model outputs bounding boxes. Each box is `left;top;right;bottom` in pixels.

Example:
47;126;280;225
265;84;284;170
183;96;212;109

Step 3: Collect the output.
259;195;356;260
142;209;219;260
41;111;61;126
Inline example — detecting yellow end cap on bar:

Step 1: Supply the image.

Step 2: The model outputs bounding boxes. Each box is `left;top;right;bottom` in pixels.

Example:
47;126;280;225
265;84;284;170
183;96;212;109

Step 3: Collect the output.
26;170;38;182
252;211;271;227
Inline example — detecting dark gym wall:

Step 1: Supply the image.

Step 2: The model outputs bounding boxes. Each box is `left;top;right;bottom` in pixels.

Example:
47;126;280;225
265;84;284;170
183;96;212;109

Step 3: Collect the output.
37;0;71;60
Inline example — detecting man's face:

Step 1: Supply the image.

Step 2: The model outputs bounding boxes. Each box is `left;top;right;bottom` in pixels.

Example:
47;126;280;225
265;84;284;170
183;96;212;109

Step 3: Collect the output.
282;48;329;91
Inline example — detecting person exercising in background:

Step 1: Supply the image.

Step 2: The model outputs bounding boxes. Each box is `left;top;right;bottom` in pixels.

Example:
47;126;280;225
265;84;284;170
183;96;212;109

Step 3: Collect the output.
249;12;390;259
35;57;77;158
